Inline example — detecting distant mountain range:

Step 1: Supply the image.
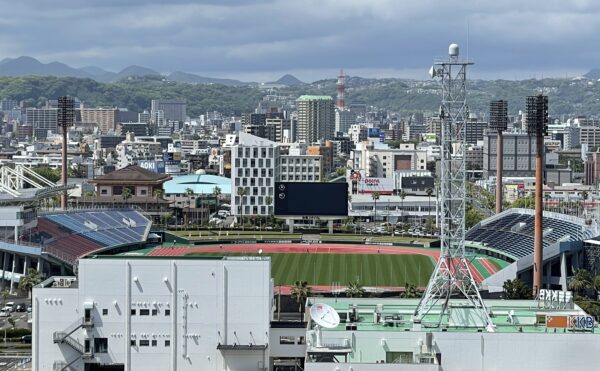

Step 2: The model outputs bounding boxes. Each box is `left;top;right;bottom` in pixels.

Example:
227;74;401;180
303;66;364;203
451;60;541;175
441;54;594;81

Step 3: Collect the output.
0;56;305;87
584;69;600;80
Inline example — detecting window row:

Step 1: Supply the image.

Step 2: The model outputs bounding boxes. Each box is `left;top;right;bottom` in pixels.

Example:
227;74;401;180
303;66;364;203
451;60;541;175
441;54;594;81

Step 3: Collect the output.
132;339;170;347
131;309;170;316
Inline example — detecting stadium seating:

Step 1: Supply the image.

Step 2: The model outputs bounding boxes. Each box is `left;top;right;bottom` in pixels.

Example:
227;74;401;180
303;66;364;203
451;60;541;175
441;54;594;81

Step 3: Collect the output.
466;208;598;259
37;209;151;263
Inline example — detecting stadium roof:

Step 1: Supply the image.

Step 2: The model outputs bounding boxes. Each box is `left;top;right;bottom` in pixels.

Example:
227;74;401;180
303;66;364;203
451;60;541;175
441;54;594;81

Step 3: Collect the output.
466;208;599;259
163;174;231;195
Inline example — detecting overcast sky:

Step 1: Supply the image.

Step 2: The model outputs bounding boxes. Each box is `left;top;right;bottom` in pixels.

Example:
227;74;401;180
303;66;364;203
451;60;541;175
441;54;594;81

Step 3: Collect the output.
1;0;598;82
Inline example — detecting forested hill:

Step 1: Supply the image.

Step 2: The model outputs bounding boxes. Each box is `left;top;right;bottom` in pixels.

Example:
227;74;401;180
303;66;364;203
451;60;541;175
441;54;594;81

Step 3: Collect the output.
1;75;600;117
0;76;263;116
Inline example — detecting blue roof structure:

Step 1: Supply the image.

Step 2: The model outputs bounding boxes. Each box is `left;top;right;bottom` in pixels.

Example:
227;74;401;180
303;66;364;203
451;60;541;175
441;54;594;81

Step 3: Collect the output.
163;174;231;195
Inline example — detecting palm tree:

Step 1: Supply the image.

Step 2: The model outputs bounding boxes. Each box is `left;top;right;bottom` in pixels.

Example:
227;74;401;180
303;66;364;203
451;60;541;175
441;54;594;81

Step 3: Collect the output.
425;187;433;233
345;281;365;298
593;275;600;299
160;212;172;228
399;190;407;223
502;278;532;299
371;192;380;222
569;269;593;297
18;268;42;299
185;187;194;228
400;283;421;298
213;186;222;212
121;187;132;206
237;187;247;230
290;280;312;322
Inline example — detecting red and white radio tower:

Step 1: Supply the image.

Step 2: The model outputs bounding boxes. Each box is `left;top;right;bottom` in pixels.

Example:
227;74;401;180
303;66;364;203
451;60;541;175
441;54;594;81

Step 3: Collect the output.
336;69;345;110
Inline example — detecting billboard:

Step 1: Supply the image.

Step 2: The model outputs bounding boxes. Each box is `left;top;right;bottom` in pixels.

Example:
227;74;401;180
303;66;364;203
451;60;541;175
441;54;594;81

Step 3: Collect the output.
348;169;394;195
275;182;348;217
358;177;394;194
138;160;165;174
367;128;380;138
546;315;594;330
164;160;181;174
163;152;182;161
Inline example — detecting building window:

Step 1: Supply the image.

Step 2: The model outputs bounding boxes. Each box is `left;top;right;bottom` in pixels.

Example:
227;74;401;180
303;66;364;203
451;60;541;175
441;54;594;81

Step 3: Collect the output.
165;340;171;347
130;340;136;347
165;309;170;316
152;309;158;316
297;336;305;345
152;340;157;347
94;338;108;353
280;336;295;345
102;309;108;316
140;189;147;196
131;309;136;315
140;309;150;316
101;189;108;195
139;340;150;347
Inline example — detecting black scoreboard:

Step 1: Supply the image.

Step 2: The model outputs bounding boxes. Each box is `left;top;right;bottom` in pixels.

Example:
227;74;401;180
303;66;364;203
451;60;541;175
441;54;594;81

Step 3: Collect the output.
274;182;348;217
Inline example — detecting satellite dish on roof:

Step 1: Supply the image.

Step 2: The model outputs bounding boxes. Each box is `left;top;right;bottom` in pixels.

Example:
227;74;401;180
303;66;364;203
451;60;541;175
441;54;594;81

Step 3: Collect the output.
310;303;340;329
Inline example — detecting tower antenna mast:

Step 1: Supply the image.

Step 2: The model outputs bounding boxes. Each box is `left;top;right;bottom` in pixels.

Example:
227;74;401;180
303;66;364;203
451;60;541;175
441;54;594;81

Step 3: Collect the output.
416;44;494;331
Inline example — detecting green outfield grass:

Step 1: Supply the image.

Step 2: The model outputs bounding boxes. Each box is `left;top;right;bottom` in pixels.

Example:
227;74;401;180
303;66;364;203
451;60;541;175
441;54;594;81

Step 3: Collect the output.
185;251;436;287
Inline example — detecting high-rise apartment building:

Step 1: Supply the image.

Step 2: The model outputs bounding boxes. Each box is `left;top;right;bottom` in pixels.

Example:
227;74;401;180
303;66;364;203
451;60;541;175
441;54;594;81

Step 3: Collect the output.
26;108;57;140
483;131;541;178
80;108;119;134
296;95;335;143
579;126;600;146
0;99;17;111
335;109;356;135
150;99;186;122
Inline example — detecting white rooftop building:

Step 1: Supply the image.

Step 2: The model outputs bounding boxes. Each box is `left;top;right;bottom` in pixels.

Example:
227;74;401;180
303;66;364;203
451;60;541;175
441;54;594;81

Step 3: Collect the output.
33;256;271;371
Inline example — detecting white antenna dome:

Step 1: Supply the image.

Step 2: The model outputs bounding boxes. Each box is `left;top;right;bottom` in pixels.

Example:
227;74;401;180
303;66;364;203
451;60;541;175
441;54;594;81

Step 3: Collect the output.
449;43;459;58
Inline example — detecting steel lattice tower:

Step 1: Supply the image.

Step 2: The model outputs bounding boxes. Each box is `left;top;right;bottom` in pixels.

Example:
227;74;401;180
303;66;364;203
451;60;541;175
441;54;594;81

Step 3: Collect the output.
414;44;493;330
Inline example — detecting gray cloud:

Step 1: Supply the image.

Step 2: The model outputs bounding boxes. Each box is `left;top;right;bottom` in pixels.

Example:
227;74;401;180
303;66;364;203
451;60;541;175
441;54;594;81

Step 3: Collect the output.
0;0;598;81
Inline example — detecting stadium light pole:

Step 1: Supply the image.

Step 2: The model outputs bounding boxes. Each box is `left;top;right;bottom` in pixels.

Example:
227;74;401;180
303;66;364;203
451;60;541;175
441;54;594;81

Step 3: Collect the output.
526;94;548;297
57;96;75;210
489;100;508;214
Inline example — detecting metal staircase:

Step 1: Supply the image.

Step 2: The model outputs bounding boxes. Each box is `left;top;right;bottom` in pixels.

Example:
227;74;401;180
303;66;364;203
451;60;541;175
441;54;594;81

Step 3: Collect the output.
53;317;94;370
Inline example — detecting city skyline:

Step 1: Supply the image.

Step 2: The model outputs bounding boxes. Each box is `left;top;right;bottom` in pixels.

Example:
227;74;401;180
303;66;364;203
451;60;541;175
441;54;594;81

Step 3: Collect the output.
1;0;598;82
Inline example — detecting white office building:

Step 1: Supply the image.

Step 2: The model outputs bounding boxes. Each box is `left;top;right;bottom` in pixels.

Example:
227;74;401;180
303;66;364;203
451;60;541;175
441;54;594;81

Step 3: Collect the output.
231;132;279;217
32;256;272;371
352;141;427;178
279;155;323;182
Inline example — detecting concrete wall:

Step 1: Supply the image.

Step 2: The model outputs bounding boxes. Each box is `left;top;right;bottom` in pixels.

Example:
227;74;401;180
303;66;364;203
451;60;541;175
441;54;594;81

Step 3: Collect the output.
33;257;271;371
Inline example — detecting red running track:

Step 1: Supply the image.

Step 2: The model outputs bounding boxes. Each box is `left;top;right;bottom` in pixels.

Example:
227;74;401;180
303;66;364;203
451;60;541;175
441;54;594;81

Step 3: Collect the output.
149;243;440;257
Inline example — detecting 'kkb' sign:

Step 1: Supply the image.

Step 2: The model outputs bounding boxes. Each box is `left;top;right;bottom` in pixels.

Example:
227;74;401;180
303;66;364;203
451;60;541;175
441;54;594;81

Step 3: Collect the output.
569;315;595;330
537;289;573;309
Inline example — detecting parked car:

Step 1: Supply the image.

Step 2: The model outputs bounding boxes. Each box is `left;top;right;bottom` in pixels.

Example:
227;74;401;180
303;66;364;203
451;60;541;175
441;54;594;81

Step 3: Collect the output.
26;305;32;313
15;304;26;312
4;302;14;312
21;335;31;344
0;310;9;317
